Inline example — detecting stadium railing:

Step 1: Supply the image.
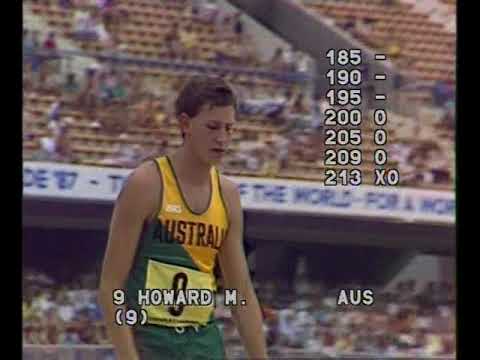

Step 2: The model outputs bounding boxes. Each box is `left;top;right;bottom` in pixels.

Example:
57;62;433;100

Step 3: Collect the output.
26;48;312;85
22;345;455;360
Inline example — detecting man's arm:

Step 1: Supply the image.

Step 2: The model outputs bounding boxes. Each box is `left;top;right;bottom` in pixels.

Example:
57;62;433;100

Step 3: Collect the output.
98;161;160;360
218;176;268;359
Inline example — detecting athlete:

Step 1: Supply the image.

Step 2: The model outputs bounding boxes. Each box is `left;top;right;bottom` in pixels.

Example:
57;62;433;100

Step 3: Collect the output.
99;76;268;359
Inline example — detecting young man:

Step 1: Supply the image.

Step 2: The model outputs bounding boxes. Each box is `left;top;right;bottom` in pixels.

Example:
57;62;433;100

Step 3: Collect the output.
99;77;268;359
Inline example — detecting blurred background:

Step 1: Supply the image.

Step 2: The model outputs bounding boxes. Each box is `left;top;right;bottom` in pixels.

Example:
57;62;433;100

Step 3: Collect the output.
23;0;456;358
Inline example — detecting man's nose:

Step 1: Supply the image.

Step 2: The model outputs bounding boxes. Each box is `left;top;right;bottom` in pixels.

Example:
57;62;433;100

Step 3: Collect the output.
217;129;231;144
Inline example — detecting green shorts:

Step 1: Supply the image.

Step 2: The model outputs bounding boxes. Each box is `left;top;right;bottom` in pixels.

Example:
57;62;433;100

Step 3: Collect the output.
134;321;226;360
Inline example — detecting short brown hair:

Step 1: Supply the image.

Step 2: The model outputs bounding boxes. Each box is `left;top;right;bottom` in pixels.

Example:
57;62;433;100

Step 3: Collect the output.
174;76;237;118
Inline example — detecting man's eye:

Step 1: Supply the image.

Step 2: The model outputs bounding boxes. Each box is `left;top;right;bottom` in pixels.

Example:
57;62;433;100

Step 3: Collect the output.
207;125;218;130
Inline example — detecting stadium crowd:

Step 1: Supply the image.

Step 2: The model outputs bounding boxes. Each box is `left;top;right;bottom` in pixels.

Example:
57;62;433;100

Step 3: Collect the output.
23;267;455;357
22;41;454;188
252;280;455;357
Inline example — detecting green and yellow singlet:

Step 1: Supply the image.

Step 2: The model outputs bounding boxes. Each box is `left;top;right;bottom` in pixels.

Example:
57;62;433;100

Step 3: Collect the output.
125;156;229;328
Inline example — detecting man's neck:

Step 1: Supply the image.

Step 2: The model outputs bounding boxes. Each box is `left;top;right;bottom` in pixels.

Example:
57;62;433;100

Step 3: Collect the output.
169;146;211;187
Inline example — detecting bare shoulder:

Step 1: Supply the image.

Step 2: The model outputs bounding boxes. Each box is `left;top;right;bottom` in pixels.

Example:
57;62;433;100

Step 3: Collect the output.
218;174;240;199
120;160;161;195
131;160;161;186
117;160;162;219
218;174;242;217
218;173;238;193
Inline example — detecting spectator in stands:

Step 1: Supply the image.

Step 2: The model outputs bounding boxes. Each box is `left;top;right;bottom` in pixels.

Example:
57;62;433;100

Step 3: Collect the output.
28;29;41;55
179;24;199;60
46;99;64;131
270;48;286;71
94;322;110;344
442;101;455;130
261;145;281;177
158;139;169;156
165;23;182;59
432;81;454;107
102;134;140;168
282;46;296;73
197;0;220;25
182;2;195;22
23;64;34;94
35;117;71;162
63;327;81;345
383;0;397;6
45;307;64;344
290;92;309;114
246;149;262;172
130;93;157;128
72;8;98;41
92;9;113;47
28;320;49;344
32;290;55;314
43;31;58;54
264;312;280;347
57;294;75;324
341;16;356;32
191;0;202;16
59;0;72;9
99;69;117;104
96;0;118;44
233;11;244;42
111;72;129;103
215;11;231;36
384;36;402;60
273;135;290;171
406;142;448;186
310;97;327;130
43;67;64;94
277;309;297;346
78;64;101;117
98;0;116;25
364;83;376;111
294;50;310;74
335;331;355;354
23;29;33;62
55;120;74;163
63;72;80;99
389;140;413;168
27;31;44;88
352;17;376;42
428;158;451;186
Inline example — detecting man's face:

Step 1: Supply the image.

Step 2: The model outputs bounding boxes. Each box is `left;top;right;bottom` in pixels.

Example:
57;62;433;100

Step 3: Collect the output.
181;104;235;166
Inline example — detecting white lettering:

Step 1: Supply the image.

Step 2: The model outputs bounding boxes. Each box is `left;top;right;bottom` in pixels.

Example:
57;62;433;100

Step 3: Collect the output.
137;290;150;306
224;289;238;305
337;289;349;305
162;290;175;305
200;290;213;306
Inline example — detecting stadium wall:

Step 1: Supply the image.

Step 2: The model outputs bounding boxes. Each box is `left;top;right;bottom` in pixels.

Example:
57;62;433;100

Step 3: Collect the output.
384;255;456;293
219;0;292;62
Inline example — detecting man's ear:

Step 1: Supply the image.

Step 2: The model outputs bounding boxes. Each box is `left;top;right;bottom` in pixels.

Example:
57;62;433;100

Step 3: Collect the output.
178;113;191;137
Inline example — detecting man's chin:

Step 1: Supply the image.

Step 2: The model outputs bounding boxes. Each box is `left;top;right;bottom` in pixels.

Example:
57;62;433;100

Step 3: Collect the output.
207;151;225;165
199;154;220;167
208;158;222;166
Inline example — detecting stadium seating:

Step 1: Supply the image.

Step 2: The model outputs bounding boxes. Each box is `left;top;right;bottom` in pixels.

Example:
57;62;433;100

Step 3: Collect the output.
303;0;456;83
23;0;455;190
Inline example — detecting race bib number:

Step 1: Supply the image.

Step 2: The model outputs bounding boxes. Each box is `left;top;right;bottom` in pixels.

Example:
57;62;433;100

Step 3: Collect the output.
143;260;216;327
